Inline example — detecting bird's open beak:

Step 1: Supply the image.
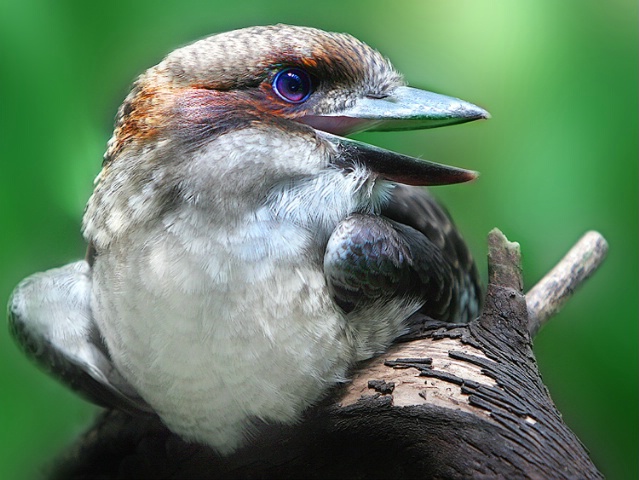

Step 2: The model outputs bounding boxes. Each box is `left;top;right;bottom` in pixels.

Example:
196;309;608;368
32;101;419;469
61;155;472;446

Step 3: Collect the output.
301;86;489;186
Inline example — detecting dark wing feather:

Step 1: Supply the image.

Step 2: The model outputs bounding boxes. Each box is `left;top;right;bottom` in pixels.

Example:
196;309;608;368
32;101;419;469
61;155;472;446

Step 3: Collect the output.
381;185;482;322
324;185;481;324
324;214;454;316
8;261;152;415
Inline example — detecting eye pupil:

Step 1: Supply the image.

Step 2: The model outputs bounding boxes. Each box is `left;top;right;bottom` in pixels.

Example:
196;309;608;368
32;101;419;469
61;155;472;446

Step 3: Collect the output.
273;68;312;103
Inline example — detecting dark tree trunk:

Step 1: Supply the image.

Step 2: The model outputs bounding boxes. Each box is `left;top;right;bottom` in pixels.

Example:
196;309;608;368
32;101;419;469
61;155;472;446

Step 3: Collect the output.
49;230;605;479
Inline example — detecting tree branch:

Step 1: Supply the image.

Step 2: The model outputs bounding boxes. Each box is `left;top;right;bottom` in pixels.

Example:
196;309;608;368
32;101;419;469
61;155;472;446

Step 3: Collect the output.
526;230;608;336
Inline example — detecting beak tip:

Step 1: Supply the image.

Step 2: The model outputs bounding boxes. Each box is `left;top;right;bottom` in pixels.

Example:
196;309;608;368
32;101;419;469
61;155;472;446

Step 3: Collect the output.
461;102;490;121
466;169;480;182
448;168;479;186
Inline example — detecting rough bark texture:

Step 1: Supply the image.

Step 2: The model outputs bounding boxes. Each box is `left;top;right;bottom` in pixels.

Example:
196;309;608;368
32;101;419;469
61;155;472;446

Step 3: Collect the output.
48;230;605;479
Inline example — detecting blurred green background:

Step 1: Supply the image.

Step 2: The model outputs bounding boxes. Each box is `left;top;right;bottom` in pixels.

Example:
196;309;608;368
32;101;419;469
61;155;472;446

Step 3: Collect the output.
1;0;636;478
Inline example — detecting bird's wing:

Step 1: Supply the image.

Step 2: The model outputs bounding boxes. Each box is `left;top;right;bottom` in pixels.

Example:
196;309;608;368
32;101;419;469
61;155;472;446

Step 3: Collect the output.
8;261;152;415
381;184;482;323
324;185;481;325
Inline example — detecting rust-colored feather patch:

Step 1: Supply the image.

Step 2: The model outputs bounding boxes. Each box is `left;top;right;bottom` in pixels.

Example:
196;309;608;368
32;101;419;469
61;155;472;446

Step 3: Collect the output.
104;80;175;164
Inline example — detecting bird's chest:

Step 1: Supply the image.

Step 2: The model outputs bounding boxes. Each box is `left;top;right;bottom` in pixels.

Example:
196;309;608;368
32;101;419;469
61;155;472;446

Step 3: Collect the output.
90;215;351;447
94;214;339;353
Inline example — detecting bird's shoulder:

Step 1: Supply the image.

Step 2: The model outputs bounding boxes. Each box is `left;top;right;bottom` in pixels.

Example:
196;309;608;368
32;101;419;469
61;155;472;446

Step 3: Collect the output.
324;184;482;323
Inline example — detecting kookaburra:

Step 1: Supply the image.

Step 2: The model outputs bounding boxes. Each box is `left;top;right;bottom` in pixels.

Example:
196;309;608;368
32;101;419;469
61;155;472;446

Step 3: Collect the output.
8;25;488;455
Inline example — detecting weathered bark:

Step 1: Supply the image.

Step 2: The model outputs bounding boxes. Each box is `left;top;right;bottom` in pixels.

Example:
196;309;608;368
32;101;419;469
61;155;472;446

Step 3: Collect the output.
49;229;606;480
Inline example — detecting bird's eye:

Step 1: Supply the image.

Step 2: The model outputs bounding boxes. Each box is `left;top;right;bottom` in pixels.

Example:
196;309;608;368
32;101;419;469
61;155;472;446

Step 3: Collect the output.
272;68;312;103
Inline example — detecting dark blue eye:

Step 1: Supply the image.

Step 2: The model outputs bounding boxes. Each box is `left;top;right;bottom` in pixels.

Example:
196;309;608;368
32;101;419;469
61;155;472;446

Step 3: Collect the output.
273;68;312;103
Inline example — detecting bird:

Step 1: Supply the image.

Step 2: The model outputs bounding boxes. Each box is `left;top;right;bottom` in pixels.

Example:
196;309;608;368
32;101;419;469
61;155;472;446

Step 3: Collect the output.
8;24;488;455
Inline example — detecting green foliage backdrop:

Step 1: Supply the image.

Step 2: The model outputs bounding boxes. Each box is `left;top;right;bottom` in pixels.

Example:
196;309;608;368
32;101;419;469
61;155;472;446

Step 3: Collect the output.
1;1;636;478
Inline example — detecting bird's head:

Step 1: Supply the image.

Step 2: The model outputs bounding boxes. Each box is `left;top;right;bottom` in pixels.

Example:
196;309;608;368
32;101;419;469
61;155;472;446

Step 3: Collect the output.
84;25;488;247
